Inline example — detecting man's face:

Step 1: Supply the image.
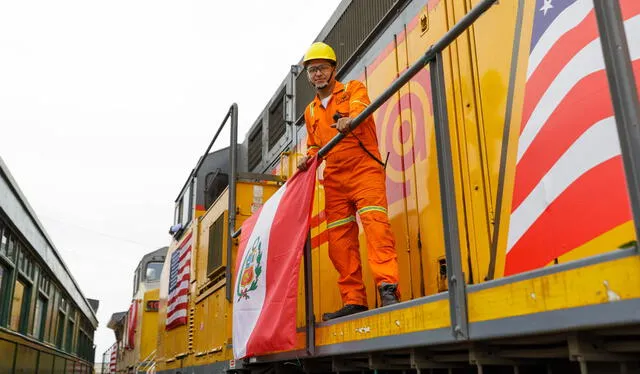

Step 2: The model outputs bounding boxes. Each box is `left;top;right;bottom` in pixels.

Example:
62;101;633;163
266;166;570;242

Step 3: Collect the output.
306;60;335;89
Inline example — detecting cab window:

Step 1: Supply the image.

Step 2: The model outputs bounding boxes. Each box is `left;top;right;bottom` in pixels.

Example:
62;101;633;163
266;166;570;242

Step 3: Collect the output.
145;262;163;282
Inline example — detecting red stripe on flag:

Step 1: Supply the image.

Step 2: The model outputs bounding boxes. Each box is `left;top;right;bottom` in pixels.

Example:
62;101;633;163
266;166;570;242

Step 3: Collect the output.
521;2;640;131
165;316;187;331
167;287;189;302
166;233;193;330
521;10;599;130
506;157;632;275
514;60;640;210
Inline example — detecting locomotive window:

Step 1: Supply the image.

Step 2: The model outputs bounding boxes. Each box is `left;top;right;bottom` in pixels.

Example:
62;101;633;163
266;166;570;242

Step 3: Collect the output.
174;203;181;226
178;180;194;227
145;262;163;282
133;269;139;295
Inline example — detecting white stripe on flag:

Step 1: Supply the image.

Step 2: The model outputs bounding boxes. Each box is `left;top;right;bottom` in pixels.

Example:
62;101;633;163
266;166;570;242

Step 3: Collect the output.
232;183;288;359
527;0;592;79
508;117;620;252
166;309;187;325
518;16;640;162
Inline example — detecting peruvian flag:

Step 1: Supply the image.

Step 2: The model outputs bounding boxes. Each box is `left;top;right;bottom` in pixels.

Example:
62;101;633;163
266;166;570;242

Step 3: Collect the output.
232;157;318;359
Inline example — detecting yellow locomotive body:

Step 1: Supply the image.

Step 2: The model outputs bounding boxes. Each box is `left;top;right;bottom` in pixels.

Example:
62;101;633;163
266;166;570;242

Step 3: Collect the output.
150;0;640;373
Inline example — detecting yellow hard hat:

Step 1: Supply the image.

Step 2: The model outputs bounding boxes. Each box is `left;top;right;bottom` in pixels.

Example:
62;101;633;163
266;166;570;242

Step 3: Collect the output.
303;42;337;66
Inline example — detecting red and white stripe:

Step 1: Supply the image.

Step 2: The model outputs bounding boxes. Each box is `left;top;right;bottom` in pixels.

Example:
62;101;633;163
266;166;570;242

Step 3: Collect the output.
109;343;117;373
506;0;639;274
233;157;318;359
166;232;192;330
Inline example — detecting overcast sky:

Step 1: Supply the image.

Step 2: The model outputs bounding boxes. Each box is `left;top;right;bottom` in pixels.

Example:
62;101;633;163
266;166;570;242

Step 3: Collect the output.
0;0;341;362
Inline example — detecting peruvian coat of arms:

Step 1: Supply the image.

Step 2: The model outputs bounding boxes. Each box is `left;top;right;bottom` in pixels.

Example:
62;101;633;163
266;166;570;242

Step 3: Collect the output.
236;237;263;301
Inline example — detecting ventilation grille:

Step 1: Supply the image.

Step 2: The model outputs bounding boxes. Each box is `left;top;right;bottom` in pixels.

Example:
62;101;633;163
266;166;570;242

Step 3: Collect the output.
207;215;224;277
268;90;286;149
294;0;397;123
248;125;262;171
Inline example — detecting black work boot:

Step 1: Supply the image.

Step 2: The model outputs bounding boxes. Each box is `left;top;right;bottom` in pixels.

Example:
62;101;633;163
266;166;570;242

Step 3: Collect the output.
322;304;368;321
379;283;399;307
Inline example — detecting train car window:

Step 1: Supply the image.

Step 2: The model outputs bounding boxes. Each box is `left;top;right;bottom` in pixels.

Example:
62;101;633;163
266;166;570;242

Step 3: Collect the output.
33;296;46;340
145;262;163;282
0;264;5;296
7;236;16;261
0;264;6;325
0;227;8;258
16;242;23;270
10;278;28;332
0;222;6;258
207;214;224;277
66;318;75;352
56;310;66;348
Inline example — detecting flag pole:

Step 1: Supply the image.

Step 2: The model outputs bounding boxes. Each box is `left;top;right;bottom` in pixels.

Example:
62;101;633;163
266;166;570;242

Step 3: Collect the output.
303;233;315;356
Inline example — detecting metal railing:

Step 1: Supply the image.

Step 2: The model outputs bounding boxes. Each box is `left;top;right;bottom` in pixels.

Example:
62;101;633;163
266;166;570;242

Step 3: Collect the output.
235;0;640;358
135;349;157;373
593;0;640;242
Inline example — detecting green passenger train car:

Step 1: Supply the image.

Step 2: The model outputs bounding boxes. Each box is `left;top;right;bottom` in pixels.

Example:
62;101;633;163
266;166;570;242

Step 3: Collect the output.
0;157;97;373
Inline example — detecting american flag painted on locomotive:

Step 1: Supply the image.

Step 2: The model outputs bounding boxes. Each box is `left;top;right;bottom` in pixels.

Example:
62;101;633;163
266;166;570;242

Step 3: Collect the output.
109;343;117;373
506;0;639;275
166;232;193;330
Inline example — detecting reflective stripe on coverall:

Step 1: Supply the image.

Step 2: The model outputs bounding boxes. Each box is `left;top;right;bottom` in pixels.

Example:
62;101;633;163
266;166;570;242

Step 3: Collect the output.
304;80;399;306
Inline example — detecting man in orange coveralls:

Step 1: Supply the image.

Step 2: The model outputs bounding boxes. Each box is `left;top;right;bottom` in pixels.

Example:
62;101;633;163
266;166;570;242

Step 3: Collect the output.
297;42;399;321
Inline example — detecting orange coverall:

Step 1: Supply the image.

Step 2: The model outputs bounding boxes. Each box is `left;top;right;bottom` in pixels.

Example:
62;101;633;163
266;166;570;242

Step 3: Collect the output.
304;80;399;306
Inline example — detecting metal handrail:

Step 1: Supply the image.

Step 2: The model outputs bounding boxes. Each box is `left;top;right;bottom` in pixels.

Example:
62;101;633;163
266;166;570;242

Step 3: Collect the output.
135;349;157;371
593;0;640;244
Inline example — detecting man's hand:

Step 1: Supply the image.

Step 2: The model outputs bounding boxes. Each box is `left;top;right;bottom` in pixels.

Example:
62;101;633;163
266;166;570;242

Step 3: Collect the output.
331;117;353;133
297;155;312;171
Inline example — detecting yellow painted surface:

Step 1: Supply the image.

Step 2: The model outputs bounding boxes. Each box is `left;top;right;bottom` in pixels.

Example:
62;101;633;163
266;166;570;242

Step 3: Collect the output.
552;222;636;266
154;0;640;368
140;289;160;363
316;298;451;345
311;254;640;347
468;255;640;323
156;222;196;372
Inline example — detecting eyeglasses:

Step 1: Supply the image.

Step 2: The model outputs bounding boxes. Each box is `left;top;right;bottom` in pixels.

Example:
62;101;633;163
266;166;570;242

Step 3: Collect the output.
306;64;333;75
